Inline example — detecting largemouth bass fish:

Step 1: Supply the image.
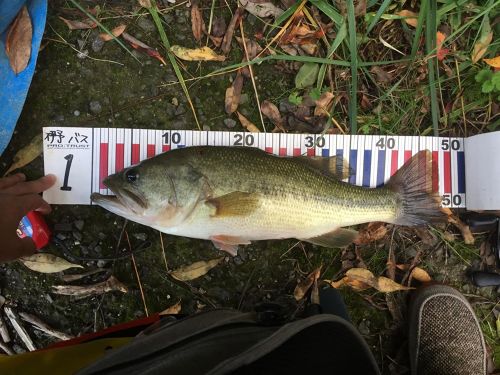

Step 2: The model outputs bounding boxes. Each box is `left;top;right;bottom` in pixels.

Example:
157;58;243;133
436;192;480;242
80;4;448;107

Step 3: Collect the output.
91;146;446;255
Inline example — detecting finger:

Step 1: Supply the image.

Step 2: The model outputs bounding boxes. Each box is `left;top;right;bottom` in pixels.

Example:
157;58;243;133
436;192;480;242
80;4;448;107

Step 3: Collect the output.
20;194;52;215
0;173;26;190
3;174;56;195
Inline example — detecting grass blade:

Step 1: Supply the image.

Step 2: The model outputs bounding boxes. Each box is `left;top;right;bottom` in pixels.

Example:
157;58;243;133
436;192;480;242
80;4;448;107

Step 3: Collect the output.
410;0;427;59
148;0;201;130
365;0;392;35
347;0;358;134
425;0;439;136
308;0;343;26
68;0;141;64
317;21;347;89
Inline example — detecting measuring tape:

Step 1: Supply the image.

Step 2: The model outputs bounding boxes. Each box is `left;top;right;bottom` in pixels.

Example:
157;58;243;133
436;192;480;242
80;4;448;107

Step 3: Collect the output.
43;127;487;209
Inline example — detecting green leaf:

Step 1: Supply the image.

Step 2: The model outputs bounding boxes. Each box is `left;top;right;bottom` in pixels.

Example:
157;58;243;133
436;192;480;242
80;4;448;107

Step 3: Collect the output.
309;87;322;101
482;80;494;93
475;69;493;83
295;63;320;89
288;91;303;105
491;72;500;91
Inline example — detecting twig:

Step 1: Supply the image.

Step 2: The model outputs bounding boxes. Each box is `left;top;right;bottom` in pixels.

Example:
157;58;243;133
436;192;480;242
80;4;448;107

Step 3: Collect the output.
0;340;13;355
19;312;74;341
159;232;169;272
239;22;266;132
4;307;35;351
125;232;149;317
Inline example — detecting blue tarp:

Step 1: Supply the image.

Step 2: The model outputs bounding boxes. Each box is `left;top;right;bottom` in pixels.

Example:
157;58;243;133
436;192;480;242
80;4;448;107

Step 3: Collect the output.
0;0;47;155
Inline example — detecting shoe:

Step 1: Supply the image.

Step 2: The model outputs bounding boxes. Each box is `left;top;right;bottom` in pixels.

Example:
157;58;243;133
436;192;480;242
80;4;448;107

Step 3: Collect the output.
408;284;487;375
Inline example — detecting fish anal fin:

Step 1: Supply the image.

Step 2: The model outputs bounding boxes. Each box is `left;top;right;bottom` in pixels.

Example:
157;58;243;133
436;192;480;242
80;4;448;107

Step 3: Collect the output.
299;156;352;180
301;228;358;248
210;235;251;256
206;192;261;217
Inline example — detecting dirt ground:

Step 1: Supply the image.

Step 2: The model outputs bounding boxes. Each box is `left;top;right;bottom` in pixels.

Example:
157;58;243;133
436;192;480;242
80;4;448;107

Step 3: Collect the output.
0;1;498;373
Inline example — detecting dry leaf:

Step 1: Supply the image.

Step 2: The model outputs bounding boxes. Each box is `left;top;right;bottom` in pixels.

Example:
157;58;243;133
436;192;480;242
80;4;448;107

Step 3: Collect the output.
260;100;284;130
122;32;167;65
397;10;418;28
354;222;388;245
5;6;32;74
170;45;225;61
239;0;284;18
4;135;42;176
448;214;474;244
59;16;96;30
20;253;83;273
294;266;322;301
212;16;227;37
99;24;127;41
160;300;182;315
235;36;262;60
170;257;223;281
60;268;107;282
191;0;205;42
396;264;432;283
236;112;260;132
377;277;413;292
314;92;334;117
225;72;244;114
472;32;493;63
370;66;392;85
354;0;366;16
324;279;345;289
52;276;128;298
138;0;152;8
221;7;245;54
484;56;500;68
436;31;449;61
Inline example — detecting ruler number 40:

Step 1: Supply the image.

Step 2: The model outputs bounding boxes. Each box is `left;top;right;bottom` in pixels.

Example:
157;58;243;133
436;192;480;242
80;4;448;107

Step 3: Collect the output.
375;137;395;150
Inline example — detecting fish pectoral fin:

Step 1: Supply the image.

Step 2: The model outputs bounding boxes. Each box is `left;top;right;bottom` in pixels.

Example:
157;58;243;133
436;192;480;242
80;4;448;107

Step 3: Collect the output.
298;156;353;180
210;235;251;256
206;192;261;217
301;228;358;248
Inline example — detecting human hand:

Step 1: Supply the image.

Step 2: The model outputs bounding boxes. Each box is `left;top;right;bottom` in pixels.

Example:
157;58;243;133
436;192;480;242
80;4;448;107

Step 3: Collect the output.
0;173;56;263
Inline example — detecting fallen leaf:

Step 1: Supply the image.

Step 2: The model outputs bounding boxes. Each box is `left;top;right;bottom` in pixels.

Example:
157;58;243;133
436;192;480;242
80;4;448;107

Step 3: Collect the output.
436;31;449;61
354;222;388;245
313;92;334;117
4;135;42;176
59;16;96;30
239;0;284;18
294;266;322;301
236;112;260;132
260;100;284;130
345;268;376;287
397;10;418;28
354;0;366;16
221;7;245;54
225;72;244;114
191;0;205;42
377;277;413;292
484;56;500;68
5;6;32;74
60;268;107;282
299;43;318;56
160;300;182;315
280;19;326;46
138;0;152;8
170;45;225;61
122;32;166;64
448;214;474;245
324;279;346;289
20;253;83;273
211;16;227;37
370;66;392;85
235;36;262;60
170;257;223;281
52;276;127;299
396;264;432;283
472;18;492;63
295;63;319;89
99;24;127;41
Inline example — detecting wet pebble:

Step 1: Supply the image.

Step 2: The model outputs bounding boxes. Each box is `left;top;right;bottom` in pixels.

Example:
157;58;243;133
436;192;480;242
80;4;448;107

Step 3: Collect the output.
137;17;156;32
224;118;236;129
91;36;104;52
56;233;67;241
203;125;211;131
133;233;147;241
89;101;102;114
175;105;186;116
73;110;80;117
74;220;84;231
98;233;107;240
163;13;174;23
358;320;370;336
97;260;108;268
73;231;83;241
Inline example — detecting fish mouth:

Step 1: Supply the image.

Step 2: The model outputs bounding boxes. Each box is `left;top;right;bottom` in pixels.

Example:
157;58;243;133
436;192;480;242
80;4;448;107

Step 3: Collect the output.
91;182;147;216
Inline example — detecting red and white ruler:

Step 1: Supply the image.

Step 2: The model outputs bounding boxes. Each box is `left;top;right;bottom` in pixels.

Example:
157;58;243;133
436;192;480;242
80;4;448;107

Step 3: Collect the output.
42;127;498;210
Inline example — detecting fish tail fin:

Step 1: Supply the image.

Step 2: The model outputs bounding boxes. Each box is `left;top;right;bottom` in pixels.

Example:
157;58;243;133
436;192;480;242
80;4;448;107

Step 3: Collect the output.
386;150;449;226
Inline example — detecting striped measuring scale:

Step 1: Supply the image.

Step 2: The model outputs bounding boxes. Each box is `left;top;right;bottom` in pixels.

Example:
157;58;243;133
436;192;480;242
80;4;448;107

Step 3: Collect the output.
43;127;480;209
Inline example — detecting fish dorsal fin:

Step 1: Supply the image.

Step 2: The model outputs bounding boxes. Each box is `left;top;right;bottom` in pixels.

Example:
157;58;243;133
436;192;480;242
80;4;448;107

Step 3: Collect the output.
206;192;261;217
301;228;358;248
298;156;352;180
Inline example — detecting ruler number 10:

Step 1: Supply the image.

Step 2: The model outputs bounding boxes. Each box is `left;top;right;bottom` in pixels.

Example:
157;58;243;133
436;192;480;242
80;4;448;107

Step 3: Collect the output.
162;132;181;144
375;137;395;150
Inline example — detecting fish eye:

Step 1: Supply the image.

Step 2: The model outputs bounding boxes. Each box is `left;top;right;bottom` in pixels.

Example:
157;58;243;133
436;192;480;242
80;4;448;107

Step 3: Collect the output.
125;169;139;183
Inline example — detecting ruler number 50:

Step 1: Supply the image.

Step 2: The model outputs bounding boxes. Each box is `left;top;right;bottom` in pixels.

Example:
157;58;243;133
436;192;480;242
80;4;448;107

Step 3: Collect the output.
442;194;462;206
441;139;460;151
375;137;395;150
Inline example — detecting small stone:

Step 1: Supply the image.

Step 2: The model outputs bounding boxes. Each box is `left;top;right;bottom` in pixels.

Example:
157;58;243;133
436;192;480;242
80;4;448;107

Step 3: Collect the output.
137;17;156;32
358;320;370;336
239;93;249;105
171;97;179;106
74;220;84;231
54;223;72;232
91;36;104;52
97;260;108;268
98;232;106;240
175;105;186;116
56;233;67;241
133;233;147;241
202;125;211;131
73;110;80;117
12;344;26;354
73;231;83;241
89;101;102;114
163;13;174;23
223;118;236;128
